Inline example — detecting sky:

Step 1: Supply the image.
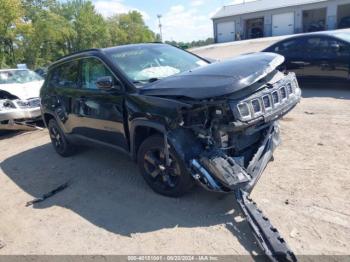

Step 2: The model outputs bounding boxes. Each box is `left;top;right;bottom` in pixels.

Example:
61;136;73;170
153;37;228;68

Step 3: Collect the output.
91;0;256;42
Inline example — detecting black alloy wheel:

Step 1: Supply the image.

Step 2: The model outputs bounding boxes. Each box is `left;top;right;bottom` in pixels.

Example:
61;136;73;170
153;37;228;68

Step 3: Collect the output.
137;134;194;197
48;119;75;157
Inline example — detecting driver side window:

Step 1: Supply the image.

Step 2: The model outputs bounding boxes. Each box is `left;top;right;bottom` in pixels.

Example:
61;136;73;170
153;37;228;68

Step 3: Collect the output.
81;58;117;90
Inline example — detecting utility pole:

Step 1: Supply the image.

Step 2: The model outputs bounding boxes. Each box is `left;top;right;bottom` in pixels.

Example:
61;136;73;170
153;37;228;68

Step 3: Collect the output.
157;14;163;42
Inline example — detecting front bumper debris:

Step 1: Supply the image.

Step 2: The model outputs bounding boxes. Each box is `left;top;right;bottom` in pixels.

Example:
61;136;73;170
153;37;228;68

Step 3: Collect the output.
0;119;43;131
235;189;297;262
187;87;299;260
190;125;297;261
190;124;297;261
0;107;41;122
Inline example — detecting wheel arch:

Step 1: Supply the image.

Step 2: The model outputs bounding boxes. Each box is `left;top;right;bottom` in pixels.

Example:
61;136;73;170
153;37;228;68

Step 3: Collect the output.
129;119;167;161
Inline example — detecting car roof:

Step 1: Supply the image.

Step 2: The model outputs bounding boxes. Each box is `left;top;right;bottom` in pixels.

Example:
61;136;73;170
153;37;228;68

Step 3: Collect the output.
265;29;350;49
287;30;348;40
50;43;165;69
102;42;165;53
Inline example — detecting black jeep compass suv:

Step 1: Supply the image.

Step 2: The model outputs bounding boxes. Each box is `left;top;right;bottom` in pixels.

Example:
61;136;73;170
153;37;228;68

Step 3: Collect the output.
41;43;300;261
40;43;301;197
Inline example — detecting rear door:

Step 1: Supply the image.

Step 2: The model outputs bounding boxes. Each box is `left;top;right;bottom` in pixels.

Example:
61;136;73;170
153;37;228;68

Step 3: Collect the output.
47;60;80;133
72;57;128;149
303;36;350;82
323;37;350;83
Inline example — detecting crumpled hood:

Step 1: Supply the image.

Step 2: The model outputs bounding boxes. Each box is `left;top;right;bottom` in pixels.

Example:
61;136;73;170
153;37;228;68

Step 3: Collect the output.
0;80;43;100
139;52;284;99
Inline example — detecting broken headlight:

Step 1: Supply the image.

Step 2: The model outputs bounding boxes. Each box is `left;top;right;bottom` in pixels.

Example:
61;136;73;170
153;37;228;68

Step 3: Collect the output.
231;73;301;122
0;100;16;111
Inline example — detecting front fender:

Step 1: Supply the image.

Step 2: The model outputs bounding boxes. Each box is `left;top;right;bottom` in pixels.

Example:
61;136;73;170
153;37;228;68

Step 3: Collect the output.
129;118;167;159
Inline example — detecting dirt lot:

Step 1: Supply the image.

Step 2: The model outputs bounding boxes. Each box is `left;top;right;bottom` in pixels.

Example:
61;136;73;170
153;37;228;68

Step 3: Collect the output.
190;37;280;60
0;40;350;257
1;90;349;257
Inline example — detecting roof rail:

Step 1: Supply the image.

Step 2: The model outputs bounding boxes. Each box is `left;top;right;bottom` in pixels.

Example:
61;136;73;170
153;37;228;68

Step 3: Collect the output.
56;48;101;62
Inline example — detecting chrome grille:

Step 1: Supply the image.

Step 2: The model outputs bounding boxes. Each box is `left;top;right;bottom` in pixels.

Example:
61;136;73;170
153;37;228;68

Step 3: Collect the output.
272;91;279;104
231;73;301;122
262;95;272;110
280;86;287;100
251;99;261;114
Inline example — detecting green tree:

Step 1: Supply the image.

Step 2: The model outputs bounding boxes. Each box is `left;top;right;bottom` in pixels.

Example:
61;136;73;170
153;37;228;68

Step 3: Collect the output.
58;0;109;51
0;0;23;67
21;0;57;22
107;11;155;45
0;0;158;69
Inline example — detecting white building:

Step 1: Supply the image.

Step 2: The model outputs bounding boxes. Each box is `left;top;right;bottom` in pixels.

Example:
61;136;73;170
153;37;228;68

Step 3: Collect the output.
212;0;350;43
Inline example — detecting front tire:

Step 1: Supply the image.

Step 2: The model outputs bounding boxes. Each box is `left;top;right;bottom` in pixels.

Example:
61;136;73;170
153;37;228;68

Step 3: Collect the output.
137;134;194;197
48;119;75;157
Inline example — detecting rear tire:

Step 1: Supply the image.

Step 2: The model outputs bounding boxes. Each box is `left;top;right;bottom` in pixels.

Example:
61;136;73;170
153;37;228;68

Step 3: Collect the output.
48;119;75;157
137;134;194;197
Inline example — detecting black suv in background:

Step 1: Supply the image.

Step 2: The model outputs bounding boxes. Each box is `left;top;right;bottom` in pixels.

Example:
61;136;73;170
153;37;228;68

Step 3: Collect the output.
41;44;301;261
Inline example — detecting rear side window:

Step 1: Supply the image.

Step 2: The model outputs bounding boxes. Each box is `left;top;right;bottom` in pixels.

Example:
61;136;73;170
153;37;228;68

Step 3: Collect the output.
305;37;350;57
49;60;79;88
305;37;328;53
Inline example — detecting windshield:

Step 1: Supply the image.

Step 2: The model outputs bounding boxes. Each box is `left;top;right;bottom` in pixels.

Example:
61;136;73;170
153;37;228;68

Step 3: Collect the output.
105;44;208;84
335;33;350;43
0;70;43;84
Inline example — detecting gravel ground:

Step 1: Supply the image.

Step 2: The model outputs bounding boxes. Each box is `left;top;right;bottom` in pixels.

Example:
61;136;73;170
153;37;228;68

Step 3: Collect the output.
0;39;349;257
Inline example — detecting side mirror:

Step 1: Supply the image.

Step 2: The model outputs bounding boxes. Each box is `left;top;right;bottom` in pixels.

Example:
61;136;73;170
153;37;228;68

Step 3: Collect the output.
96;76;113;90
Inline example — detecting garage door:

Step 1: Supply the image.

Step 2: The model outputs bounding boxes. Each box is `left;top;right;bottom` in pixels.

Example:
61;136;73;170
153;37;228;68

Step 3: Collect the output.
217;21;235;43
272;13;294;36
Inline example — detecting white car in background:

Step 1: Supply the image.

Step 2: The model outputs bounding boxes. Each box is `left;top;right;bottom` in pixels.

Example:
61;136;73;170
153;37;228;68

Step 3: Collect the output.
0;69;44;130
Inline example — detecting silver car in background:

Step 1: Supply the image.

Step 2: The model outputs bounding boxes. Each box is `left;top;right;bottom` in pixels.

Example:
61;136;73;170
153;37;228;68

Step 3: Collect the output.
0;69;44;130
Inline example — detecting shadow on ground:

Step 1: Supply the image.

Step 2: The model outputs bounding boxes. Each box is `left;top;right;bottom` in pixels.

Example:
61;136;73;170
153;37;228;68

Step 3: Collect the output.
300;83;350;100
0;143;262;255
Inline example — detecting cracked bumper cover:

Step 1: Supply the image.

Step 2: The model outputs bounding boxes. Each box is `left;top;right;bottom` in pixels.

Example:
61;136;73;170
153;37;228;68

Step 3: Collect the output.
191;122;280;193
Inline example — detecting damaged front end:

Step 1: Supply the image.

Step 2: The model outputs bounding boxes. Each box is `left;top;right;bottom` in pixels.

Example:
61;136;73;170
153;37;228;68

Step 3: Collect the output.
0;90;42;130
166;71;301;261
170;72;301;194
